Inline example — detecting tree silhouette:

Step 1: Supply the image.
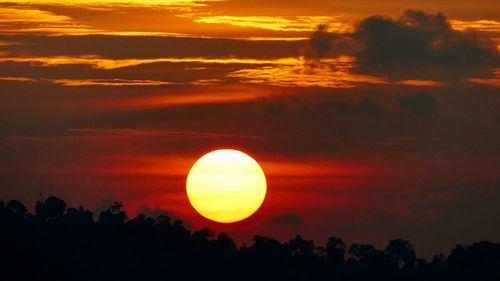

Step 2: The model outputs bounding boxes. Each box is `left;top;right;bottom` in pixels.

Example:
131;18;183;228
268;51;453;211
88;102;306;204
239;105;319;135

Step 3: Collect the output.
326;235;346;265
6;199;27;217
0;195;499;281
385;238;417;270
98;201;127;226
288;235;316;259
35;196;67;221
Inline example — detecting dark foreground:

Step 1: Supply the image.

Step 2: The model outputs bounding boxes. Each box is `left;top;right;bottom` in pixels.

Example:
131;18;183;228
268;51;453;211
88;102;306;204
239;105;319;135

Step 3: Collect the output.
1;196;499;281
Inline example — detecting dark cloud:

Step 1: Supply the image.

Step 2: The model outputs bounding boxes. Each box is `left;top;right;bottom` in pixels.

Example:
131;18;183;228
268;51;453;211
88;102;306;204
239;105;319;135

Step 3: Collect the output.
398;91;440;115
305;24;359;68
0;60;236;84
270;212;304;225
308;24;333;59
0;35;306;59
309;10;499;80
3;79;499;157
203;0;500;21
354;10;498;79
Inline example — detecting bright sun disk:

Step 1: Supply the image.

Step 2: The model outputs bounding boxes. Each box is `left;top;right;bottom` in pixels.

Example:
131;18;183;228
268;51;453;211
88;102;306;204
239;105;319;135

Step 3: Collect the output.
186;149;267;223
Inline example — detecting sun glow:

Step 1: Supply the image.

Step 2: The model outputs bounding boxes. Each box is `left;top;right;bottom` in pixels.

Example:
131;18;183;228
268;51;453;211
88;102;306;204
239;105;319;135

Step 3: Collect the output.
186;149;267;223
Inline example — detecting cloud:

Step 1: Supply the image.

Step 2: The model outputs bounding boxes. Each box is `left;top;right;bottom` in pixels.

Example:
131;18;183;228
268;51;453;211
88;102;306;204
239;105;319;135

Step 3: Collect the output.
307;24;357;61
0;35;305;60
228;57;387;88
308;10;499;81
0;5;99;35
194;16;339;32
354;10;498;79
270;212;304;225
398;91;440;115
448;19;500;33
308;24;333;59
51;78;175;87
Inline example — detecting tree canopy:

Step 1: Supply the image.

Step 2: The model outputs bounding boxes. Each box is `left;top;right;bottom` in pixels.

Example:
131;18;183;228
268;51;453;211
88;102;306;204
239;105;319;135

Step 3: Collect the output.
1;196;499;281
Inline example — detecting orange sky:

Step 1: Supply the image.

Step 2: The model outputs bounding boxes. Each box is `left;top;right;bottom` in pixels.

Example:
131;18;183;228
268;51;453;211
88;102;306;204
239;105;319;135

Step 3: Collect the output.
0;0;499;258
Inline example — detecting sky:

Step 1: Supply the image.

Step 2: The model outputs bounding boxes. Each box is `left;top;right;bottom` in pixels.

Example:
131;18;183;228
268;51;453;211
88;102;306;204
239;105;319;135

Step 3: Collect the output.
0;0;499;258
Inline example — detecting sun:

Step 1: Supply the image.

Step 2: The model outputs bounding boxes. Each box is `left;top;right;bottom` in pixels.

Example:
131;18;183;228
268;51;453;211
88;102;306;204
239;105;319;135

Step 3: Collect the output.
186;149;267;223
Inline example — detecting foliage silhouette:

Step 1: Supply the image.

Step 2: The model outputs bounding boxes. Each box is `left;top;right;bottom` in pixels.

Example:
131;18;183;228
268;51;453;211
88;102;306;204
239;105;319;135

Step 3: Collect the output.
1;196;499;281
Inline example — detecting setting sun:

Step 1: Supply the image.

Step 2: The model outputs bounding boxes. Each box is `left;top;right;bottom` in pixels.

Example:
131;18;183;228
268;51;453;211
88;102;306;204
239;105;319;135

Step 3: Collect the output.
186;149;267;223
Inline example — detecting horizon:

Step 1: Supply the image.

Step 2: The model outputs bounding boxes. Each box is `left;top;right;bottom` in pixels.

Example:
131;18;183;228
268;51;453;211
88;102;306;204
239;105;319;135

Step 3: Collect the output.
3;195;499;281
1;194;498;259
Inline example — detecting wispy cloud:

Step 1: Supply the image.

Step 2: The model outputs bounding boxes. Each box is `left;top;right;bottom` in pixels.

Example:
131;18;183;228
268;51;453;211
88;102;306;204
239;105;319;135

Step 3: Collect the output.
194;16;351;32
68;128;264;140
0;76;39;82
227;56;388;88
0;7;72;23
0;56;302;70
2;0;211;7
51;78;175;86
449;19;500;33
396;80;447;87
0;76;175;86
466;68;500;87
0;6;97;35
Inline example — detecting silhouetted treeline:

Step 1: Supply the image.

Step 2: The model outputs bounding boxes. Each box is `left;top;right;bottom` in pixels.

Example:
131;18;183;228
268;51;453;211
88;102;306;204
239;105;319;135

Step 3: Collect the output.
1;197;499;281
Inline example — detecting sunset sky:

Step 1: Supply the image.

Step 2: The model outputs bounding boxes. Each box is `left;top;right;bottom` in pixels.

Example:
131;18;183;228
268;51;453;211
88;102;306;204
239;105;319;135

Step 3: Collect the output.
0;0;499;257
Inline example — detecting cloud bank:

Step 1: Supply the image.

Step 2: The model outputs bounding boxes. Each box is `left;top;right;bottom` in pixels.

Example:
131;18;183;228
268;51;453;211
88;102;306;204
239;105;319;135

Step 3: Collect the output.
309;10;499;81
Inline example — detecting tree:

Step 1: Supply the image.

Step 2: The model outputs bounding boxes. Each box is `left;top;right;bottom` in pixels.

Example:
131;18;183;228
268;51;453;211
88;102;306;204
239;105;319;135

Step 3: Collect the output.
98;201;127;226
35;196;67;221
6;200;28;217
1;195;500;281
214;232;237;256
348;243;385;263
245;235;289;261
326;236;346;265
385;239;417;269
287;235;315;259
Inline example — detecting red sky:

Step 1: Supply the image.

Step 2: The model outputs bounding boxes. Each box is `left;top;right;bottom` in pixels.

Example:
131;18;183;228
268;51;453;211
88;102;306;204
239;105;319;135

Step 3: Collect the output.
0;0;499;258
